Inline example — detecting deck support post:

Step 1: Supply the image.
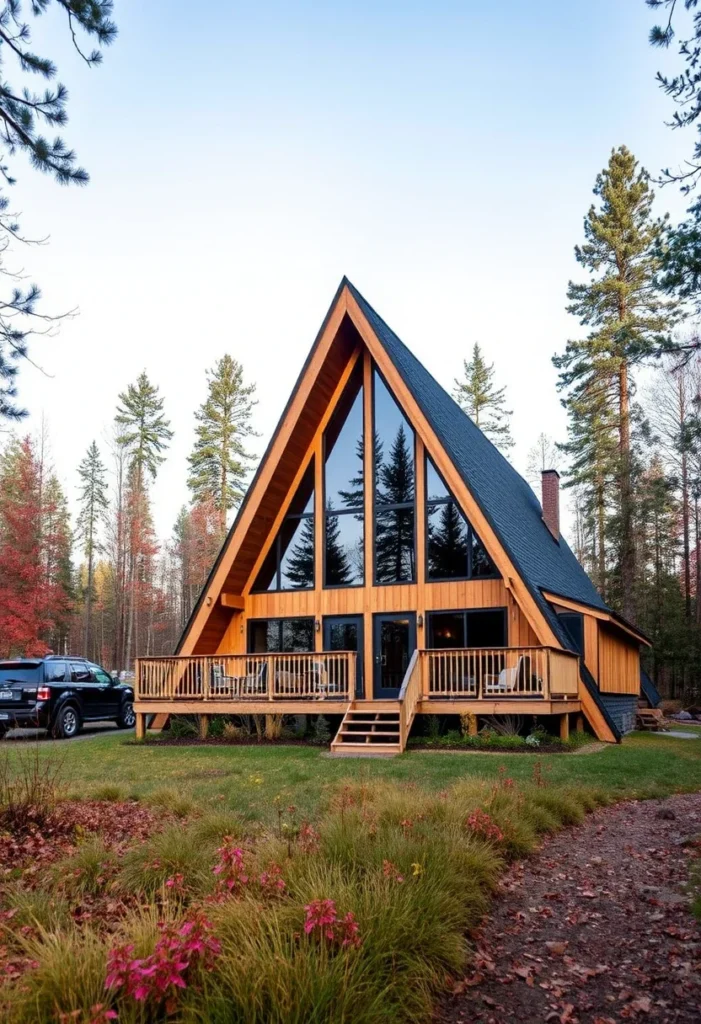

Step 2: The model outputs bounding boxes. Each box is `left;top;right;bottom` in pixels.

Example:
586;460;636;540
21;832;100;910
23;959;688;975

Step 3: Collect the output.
468;713;478;737
560;713;570;742
575;713;585;734
135;713;146;741
198;714;210;740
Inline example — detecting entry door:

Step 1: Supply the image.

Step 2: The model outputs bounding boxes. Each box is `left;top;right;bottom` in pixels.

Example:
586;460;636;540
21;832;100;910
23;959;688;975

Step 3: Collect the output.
373;613;416;699
323;616;364;698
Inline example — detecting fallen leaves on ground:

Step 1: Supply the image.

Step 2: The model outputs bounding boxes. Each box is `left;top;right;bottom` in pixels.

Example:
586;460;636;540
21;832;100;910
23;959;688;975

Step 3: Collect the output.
439;793;701;1024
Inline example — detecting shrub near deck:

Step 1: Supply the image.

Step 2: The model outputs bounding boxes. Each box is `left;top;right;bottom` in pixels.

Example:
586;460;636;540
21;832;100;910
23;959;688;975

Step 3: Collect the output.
1;775;608;1024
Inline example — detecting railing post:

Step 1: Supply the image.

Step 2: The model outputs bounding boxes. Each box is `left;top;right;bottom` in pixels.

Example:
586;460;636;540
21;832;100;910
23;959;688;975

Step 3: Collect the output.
545;650;551;700
268;656;274;701
135;659;140;700
348;653;355;700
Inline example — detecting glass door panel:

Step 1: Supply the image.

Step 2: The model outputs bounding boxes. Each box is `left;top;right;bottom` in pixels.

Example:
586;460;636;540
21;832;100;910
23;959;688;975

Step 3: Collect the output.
373;613;416;698
323;615;364;698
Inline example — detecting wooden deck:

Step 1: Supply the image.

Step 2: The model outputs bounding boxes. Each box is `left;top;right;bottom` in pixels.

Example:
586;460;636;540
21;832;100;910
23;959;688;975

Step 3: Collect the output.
134;647;582;749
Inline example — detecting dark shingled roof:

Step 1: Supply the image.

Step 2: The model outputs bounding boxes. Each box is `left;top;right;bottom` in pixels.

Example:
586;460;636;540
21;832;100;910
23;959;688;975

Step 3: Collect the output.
345;279;626;739
345;280;609;650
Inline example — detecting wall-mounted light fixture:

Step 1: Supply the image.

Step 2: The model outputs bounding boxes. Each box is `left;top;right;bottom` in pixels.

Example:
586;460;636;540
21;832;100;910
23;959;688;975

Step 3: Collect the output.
315;619;321;632
417;614;424;628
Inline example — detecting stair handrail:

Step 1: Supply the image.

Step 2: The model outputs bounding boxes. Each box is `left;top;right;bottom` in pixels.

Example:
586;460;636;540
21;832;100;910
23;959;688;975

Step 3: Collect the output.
398;649;421;750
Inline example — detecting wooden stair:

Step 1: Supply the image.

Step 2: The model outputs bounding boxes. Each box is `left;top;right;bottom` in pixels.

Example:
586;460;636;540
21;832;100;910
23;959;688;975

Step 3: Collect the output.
636;707;668;731
330;703;402;756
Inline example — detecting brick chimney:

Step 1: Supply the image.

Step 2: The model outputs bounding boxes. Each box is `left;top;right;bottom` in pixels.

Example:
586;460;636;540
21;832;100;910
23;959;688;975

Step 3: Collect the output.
541;469;560;541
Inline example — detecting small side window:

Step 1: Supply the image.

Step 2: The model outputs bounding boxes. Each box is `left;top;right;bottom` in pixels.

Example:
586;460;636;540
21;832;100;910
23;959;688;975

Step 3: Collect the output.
44;661;67;683
91;665;112;685
70;663;93;683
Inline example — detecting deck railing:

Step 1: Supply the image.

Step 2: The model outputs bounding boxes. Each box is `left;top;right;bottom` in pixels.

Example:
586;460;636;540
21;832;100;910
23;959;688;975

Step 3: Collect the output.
421;646;579;700
135;652;356;702
398;649;422;748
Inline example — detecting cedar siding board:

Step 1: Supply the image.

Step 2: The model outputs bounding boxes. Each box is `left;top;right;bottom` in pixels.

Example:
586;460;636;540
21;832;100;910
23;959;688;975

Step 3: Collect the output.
598;625;640;695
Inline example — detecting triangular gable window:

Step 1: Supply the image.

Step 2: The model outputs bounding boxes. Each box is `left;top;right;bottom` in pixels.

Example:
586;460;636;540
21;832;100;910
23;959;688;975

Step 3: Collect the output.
373;367;416;583
323;360;364;586
425;456;497;581
252;462;315;592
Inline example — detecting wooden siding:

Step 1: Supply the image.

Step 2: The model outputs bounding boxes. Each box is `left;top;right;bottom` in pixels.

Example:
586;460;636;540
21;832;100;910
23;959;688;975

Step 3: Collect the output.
583;613;599;680
214;581;537;658
598;624;640;694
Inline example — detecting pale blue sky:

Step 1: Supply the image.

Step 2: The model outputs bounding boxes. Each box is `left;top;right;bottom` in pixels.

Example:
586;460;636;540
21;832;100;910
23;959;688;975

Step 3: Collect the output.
10;0;694;540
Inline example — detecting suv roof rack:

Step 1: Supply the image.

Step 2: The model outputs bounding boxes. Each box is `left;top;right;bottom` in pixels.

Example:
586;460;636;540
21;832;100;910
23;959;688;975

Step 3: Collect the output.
45;654;89;662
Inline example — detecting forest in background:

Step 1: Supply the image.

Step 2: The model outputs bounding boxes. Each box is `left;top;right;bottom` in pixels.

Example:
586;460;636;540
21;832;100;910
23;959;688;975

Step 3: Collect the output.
2;2;701;700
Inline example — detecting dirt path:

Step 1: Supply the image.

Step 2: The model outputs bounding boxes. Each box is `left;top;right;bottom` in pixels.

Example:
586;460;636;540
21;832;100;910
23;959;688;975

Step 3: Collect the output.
439;794;701;1024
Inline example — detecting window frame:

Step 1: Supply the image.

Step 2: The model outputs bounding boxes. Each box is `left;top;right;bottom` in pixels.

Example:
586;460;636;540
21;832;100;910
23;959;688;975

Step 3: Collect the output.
426;607;508;650
371;365;417;586
322;369;365;591
246;616;316;654
251;461;315;593
424;454;500;583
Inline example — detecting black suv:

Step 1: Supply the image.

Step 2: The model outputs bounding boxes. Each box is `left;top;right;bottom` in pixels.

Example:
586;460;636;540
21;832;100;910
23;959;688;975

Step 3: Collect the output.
0;656;135;739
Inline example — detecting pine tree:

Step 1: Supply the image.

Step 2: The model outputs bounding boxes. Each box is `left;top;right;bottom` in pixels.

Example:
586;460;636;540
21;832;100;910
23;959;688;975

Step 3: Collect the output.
558;374;619;599
282;516;315;589
76;441;109;658
453;344;514;452
376;424;415;582
427;501;467;579
115;373;172;668
324;510;353;586
115;373;173;488
554;146;681;620
187;355;257;532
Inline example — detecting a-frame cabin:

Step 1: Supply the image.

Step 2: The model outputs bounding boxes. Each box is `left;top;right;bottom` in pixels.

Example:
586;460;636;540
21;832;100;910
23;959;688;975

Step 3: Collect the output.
134;280;650;752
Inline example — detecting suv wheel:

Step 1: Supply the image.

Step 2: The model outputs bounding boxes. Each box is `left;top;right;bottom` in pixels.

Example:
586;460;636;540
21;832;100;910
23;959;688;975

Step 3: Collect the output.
117;700;135;729
53;704;81;740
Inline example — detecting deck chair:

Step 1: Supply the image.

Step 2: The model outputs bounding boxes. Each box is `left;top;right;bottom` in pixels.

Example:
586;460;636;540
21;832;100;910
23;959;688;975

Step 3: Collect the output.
485;656;525;695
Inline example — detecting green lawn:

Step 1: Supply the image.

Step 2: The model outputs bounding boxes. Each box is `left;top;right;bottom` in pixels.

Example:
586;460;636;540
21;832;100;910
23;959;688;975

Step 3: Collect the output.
7;729;701;822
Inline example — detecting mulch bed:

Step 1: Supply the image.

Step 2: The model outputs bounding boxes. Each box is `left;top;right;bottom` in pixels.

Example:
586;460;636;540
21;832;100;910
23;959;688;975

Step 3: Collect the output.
409;743;572;754
438;792;701;1024
137;736;322;747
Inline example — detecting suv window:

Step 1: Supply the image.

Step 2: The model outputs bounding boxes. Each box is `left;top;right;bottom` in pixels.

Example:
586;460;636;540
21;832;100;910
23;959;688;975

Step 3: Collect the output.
90;665;112;685
0;663;42;683
70;662;93;683
44;661;67;683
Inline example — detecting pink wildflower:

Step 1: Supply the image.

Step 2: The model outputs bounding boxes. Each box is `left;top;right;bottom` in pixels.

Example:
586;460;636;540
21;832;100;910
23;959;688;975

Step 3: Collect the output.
213;838;249;894
259;862;286;896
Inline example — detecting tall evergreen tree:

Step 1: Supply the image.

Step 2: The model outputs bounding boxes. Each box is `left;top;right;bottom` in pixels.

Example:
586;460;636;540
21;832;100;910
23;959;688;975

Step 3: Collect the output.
114;373;172;668
282;516;315;589
76;441;108;658
376;424;415;582
453;344;514;452
554;146;681;619
558;373;619;599
427;501;467;579
188;355;258;532
324;509;354;586
115;373;173;488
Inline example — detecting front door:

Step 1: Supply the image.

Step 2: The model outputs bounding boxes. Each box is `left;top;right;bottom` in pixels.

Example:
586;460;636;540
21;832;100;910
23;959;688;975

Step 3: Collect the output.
373;613;416;699
323;616;364;698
